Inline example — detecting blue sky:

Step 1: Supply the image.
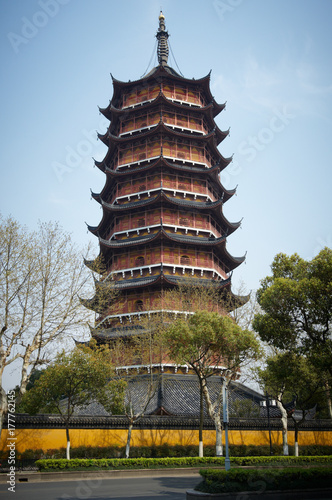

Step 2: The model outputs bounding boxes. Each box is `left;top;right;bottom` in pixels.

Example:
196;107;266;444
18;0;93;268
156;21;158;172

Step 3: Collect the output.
1;0;331;295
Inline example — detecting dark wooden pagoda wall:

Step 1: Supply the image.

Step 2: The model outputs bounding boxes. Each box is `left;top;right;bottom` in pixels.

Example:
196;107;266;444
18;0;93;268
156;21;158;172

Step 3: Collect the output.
88;67;242;350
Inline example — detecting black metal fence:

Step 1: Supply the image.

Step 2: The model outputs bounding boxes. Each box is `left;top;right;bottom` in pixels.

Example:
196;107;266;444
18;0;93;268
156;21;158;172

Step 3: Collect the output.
5;413;332;431
0;459;38;472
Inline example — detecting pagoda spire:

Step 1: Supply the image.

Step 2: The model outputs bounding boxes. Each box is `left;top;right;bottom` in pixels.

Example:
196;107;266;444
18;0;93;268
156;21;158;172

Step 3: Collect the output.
156;11;169;66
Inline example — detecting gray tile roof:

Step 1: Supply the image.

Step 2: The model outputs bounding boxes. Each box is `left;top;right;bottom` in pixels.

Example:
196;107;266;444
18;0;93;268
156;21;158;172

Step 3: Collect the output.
75;374;265;418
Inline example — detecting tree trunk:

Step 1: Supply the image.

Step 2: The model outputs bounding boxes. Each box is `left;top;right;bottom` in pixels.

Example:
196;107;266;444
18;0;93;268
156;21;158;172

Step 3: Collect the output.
324;379;332;419
0;387;7;438
294;423;299;457
198;441;204;458
66;426;71;460
20;346;34;398
277;400;289;455
215;413;223;456
199;380;204;457
125;421;133;459
201;375;223;456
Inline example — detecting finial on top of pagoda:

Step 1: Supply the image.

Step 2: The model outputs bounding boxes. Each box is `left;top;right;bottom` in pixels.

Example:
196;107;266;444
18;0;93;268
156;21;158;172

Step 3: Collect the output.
156;11;169;67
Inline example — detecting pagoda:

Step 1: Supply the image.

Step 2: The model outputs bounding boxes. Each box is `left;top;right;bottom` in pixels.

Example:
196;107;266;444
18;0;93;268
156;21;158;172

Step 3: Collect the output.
83;13;246;360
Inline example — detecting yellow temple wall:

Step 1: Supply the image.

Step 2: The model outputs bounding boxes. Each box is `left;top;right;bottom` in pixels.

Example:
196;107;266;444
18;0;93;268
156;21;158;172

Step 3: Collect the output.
1;427;331;455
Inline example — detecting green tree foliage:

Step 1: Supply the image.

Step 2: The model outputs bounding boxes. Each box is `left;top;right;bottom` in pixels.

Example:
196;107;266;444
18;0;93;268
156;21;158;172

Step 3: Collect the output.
21;345;124;459
164;310;262;456
253;248;332;416
166;311;261;373
161;281;254;457
229;399;261;418
256;352;323;455
253;248;332;368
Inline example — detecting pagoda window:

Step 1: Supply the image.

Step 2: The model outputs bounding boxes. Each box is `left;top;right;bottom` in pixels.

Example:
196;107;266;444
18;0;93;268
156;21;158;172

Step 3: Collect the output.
135;256;145;267
137;89;146;102
180;255;190;265
164;111;174;125
163;211;173;224
120;118;134;134
177;113;187;126
191;146;201;162
122;85;159;108
179;217;189;226
187;90;201;104
138;184;146;192
137;218;145;227
147;141;160;157
162;83;203;106
135;300;144;311
176;144;190;160
175;88;186;100
177;176;189;190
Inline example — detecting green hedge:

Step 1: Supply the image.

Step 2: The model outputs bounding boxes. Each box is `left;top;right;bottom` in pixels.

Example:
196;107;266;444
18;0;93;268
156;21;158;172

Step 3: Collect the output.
18;443;332;460
35;456;223;471
197;466;332;494
35;455;332;471
227;455;332;466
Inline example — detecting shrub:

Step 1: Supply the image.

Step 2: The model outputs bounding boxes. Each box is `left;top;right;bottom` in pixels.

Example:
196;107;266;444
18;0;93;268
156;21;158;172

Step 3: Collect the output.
23;443;332;460
197;466;332;494
13;443;332;462
35;455;332;472
19;448;45;460
36;456;225;471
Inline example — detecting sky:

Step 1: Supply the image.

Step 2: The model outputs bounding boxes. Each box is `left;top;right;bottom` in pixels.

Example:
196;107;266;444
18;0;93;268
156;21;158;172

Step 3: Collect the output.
1;0;331;297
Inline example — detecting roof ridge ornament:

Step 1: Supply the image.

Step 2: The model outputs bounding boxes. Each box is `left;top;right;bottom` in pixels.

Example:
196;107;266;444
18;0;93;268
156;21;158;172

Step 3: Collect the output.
156;11;169;66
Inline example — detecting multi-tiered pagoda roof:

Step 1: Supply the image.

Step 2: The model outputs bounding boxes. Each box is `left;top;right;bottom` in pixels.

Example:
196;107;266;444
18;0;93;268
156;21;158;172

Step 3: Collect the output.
84;12;247;346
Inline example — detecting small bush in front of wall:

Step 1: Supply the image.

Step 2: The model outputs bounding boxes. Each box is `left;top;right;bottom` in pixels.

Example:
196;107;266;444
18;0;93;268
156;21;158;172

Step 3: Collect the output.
36;456;225;471
18;448;45;460
17;444;332;461
70;446;123;459
35;455;332;472
196;466;332;494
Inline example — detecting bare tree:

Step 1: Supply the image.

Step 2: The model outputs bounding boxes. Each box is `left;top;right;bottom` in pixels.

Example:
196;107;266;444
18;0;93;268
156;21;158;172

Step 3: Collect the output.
108;317;164;458
0;214;92;436
230;281;260;330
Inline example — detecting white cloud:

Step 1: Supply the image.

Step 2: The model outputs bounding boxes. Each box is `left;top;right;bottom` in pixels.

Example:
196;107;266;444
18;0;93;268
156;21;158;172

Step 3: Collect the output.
212;47;331;123
48;194;71;207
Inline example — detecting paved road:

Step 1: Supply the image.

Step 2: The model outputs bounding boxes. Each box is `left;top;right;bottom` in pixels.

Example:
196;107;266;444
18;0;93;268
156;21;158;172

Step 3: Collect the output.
0;474;202;500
